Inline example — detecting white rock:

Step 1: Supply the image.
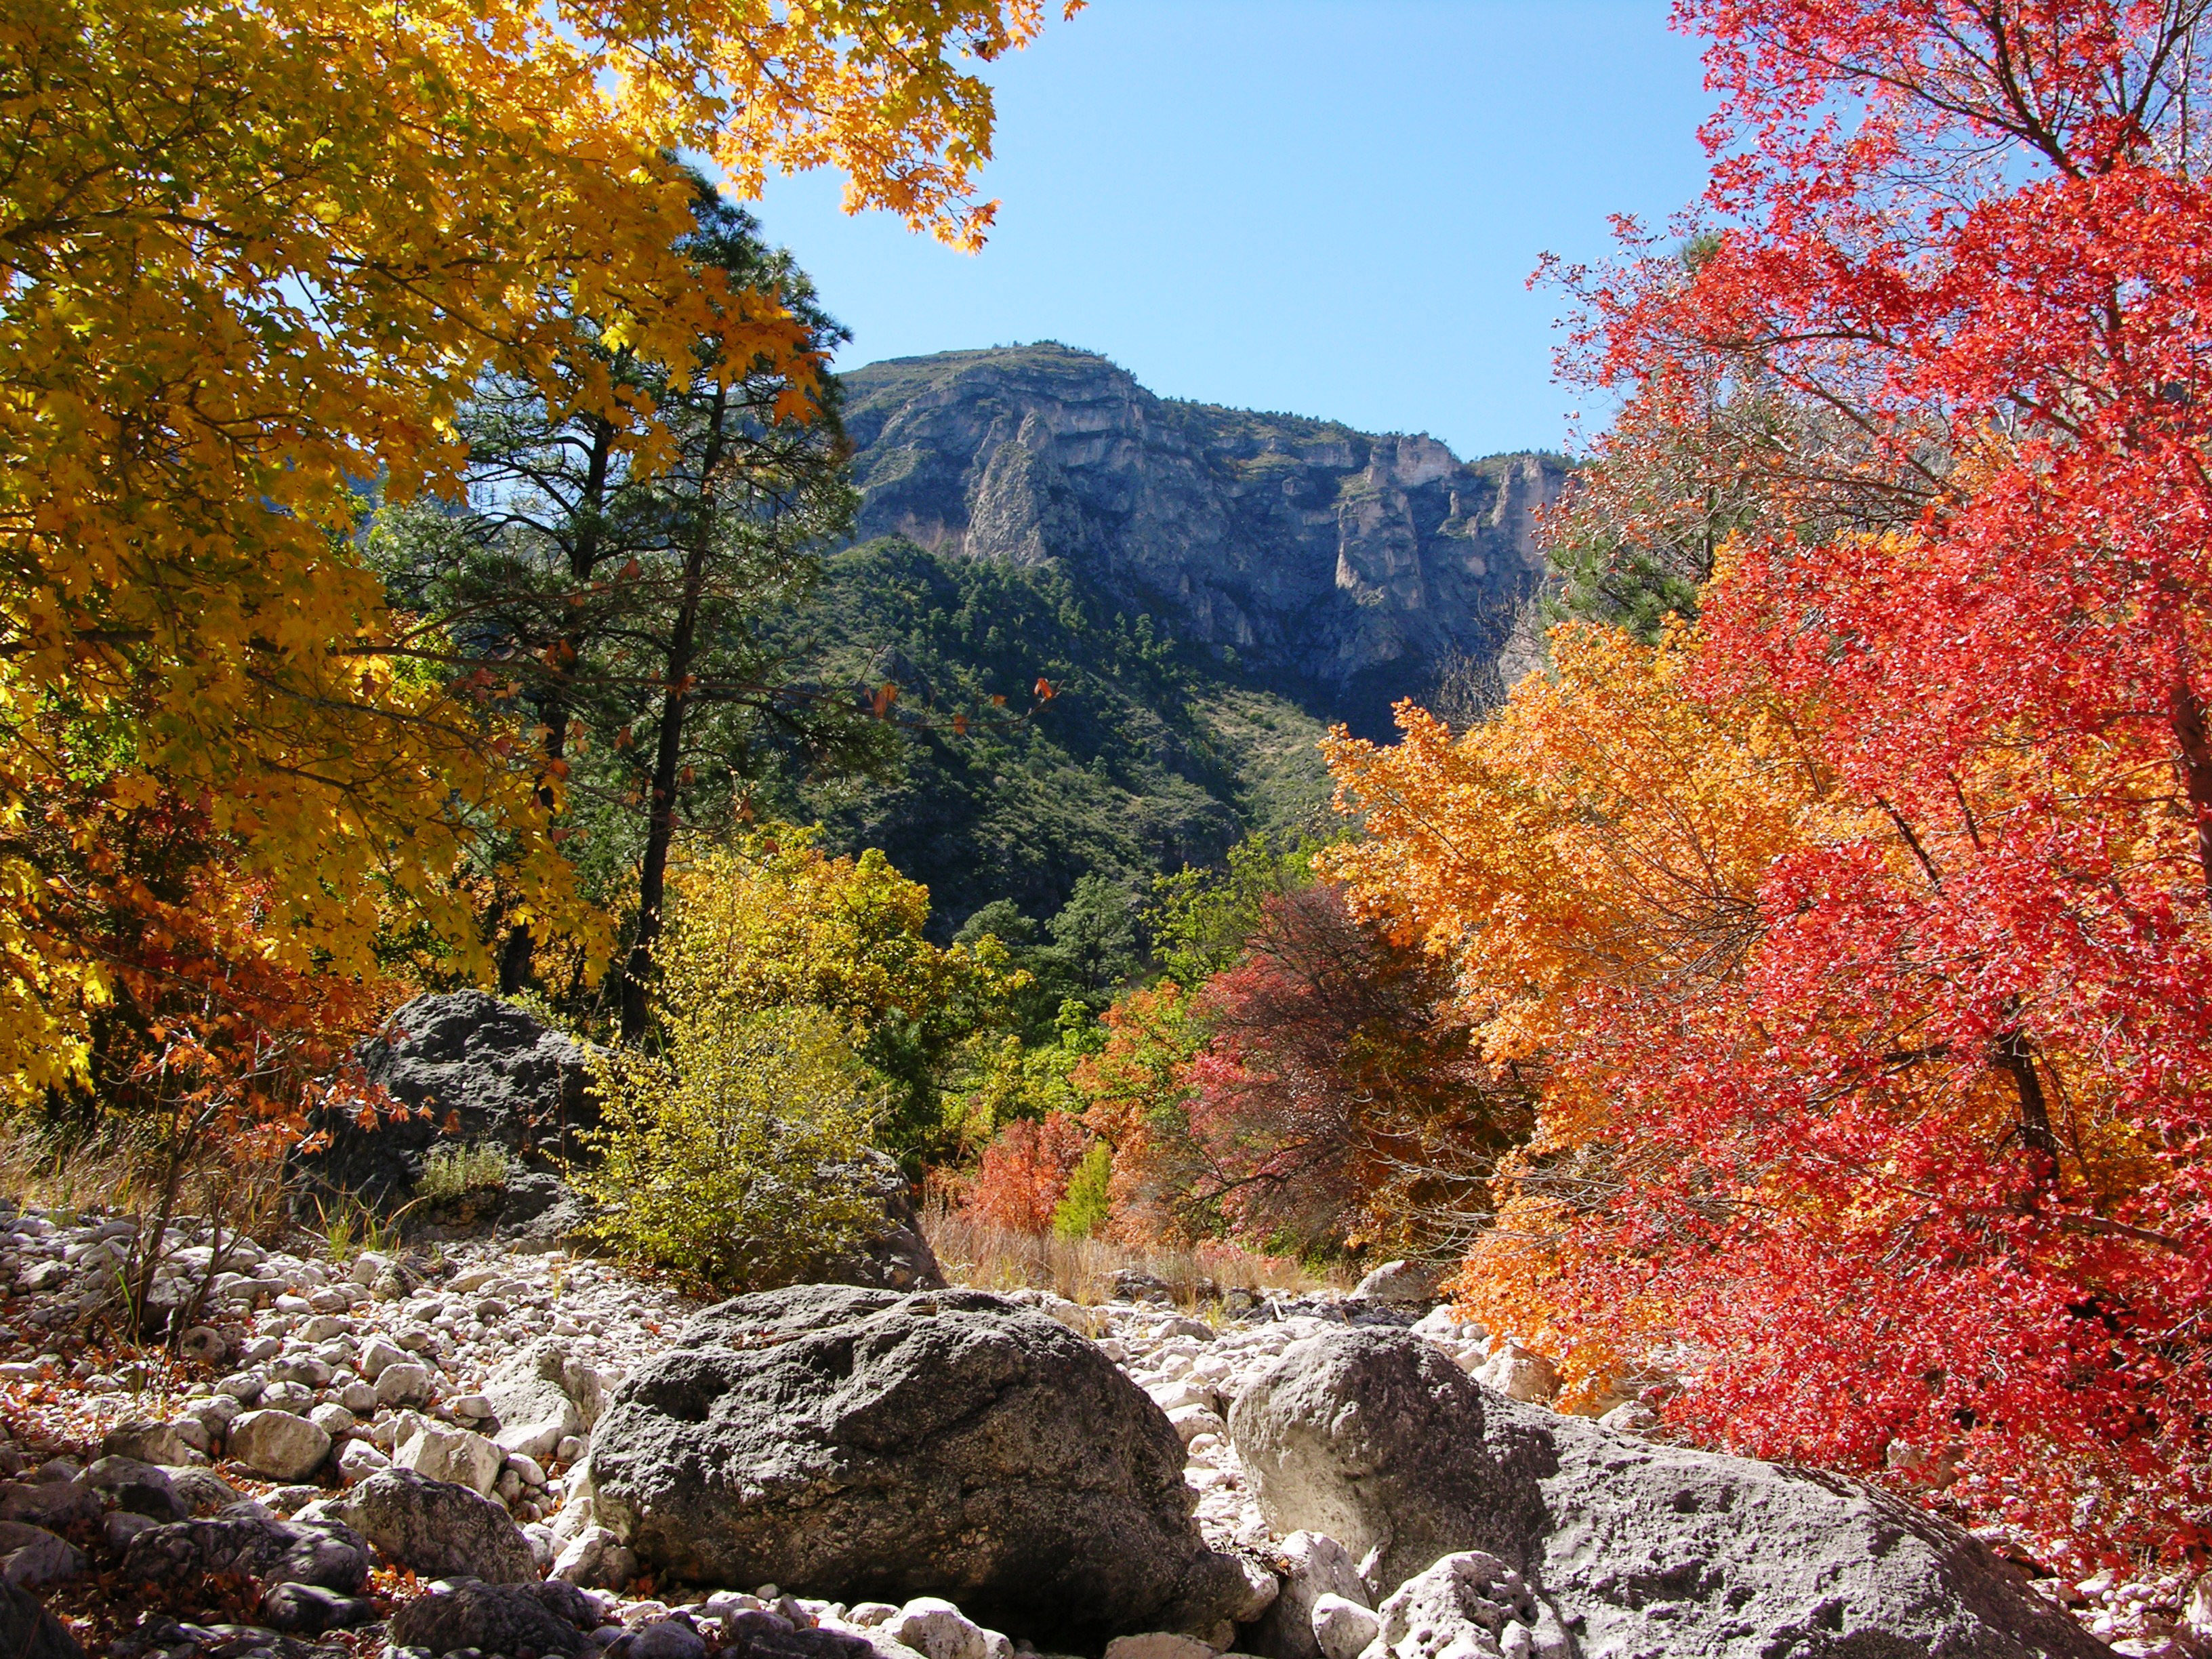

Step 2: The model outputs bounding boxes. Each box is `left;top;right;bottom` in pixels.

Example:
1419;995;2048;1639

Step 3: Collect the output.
335;1438;391;1481
1168;1403;1228;1446
395;1419;503;1494
886;1597;989;1659
552;1523;636;1590
1473;1343;1558;1406
375;1361;434;1406
357;1336;407;1380
1310;1596;1378;1659
308;1402;355;1435
227;1409;332;1480
1148;1380;1216;1414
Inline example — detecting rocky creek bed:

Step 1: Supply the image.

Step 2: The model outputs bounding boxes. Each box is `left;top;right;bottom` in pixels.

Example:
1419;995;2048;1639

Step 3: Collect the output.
0;1198;2186;1659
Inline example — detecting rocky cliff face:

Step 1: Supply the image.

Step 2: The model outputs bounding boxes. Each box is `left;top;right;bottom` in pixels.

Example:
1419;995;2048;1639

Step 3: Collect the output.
842;345;1565;731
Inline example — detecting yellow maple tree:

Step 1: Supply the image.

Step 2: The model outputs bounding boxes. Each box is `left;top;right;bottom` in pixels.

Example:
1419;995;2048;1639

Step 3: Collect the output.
0;0;1063;1101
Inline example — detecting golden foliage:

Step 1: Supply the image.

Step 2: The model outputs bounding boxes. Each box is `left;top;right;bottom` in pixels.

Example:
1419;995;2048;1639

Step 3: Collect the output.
0;0;1057;1105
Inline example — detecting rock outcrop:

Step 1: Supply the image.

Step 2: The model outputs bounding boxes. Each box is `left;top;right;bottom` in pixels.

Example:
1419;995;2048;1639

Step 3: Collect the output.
291;989;596;1214
585;1285;1254;1646
1227;1328;2108;1659
843;346;1568;735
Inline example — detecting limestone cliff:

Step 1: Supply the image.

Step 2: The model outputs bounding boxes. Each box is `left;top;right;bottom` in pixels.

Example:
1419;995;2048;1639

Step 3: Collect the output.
842;344;1565;733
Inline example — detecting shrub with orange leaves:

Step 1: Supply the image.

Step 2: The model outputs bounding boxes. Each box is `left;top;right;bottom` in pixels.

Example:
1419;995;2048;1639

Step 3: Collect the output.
968;1112;1090;1234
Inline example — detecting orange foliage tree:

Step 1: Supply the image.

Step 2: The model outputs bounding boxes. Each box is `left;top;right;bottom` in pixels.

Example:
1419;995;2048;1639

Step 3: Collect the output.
1321;0;2212;1561
969;1112;1090;1234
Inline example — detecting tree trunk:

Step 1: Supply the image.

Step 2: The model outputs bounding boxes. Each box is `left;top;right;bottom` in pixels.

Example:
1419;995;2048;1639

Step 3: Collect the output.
504;415;616;992
1994;1025;2060;1184
619;389;727;1040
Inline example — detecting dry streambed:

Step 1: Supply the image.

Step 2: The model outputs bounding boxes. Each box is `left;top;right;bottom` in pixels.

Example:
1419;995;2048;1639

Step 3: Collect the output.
0;1202;2186;1659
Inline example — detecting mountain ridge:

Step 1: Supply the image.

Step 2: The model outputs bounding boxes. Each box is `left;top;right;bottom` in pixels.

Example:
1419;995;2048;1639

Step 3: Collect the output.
838;344;1568;737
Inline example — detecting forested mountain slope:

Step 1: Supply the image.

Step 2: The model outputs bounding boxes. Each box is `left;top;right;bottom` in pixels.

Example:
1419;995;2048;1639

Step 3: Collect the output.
769;346;1564;931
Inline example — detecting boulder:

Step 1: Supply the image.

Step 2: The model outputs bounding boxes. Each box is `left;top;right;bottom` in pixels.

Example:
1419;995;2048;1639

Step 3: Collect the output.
388;1578;603;1658
259;1582;377;1635
226;1409;331;1480
1308;1595;1378;1659
1347;1262;1442;1307
798;1151;947;1292
373;1360;433;1406
100;1420;195;1468
589;1285;1252;1645
394;1419;503;1494
0;1578;84;1659
483;1339;605;1462
306;1467;537;1582
121;1511;370;1594
164;1467;241;1515
81;1457;186;1522
0;1523;84;1589
0;1479;97;1531
1247;1532;1368;1659
1470;1341;1555;1406
1227;1328;2111;1658
551;1523;637;1591
291;989;596;1211
1360;1552;1569;1659
885;1597;991;1659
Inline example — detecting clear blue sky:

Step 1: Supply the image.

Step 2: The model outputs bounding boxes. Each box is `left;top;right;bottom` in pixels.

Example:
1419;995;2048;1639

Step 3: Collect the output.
747;1;1717;461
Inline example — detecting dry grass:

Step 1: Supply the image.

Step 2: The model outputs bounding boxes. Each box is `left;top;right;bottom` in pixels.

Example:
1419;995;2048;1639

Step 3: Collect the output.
0;1122;291;1243
922;1199;1349;1309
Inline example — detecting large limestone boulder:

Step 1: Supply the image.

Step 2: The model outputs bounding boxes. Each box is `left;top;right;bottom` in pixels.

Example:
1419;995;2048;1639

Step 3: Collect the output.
1227;1328;2110;1658
587;1285;1252;1646
291;989;596;1212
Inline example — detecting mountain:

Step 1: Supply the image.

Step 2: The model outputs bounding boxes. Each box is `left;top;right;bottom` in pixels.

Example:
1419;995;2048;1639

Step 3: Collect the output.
841;344;1569;735
766;346;1564;937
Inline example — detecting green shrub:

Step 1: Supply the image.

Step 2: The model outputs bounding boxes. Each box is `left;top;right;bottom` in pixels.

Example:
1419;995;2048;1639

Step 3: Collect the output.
1053;1139;1113;1239
416;1141;510;1202
575;1002;882;1292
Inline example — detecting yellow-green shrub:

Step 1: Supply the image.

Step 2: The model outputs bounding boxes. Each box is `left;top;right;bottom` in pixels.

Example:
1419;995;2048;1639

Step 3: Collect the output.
575;996;882;1292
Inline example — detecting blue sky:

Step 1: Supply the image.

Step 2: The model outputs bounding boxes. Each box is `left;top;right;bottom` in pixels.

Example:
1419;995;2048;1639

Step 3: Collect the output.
748;1;1717;461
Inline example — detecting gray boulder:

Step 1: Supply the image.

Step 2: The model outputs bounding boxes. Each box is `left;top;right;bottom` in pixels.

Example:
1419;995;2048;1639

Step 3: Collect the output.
120;1509;371;1595
0;1578;84;1659
388;1578;603;1658
291;989;596;1211
0;1523;84;1589
305;1467;537;1582
82;1456;186;1521
259;1582;378;1634
588;1285;1250;1645
1227;1328;2110;1659
1347;1261;1442;1307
